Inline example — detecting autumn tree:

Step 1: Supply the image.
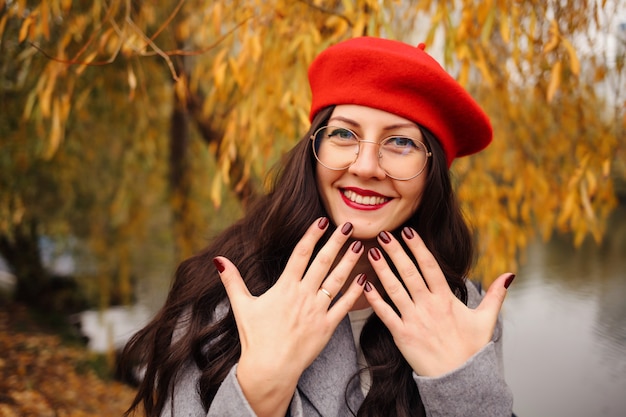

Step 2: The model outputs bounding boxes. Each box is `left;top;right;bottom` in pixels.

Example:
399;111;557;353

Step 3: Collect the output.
0;0;623;306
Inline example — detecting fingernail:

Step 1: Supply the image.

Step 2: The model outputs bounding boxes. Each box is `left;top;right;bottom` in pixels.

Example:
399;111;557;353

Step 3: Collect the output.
504;274;516;289
213;257;225;273
378;231;391;244
351;241;363;253
341;222;353;235
364;282;372;292
357;273;367;286
369;247;381;261
318;217;329;229
402;227;415;239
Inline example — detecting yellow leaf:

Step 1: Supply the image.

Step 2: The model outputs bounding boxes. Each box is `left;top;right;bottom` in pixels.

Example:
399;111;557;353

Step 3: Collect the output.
543;36;559;54
326;15;349;39
41;0;50;40
212;3;222;35
213;61;227;89
127;65;137;101
175;19;190;41
546;61;561;102
280;90;292;109
23;90;37;120
585;169;597;198
557;191;576;229
250;34;262;62
17;0;26;15
19;15;33;42
458;60;470;86
543;20;560;54
602;159;611;178
296;107;309;128
231;56;248;88
561;37;580;76
59;92;71;119
573;227;586;247
0;14;8;40
39;71;58;118
580;178;596;222
342;0;355;15
498;13;509;44
352;15;367;37
526;12;536;63
474;48;494;86
44;98;63;160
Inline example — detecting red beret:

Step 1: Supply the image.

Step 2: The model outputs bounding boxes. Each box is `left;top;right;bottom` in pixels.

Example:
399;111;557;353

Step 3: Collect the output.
308;37;492;167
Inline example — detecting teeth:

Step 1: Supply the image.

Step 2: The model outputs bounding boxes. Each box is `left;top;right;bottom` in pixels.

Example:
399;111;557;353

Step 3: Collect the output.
343;190;388;206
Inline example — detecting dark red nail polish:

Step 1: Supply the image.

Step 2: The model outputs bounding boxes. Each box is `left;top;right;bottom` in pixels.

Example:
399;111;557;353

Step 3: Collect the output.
213;258;225;273
402;227;415;239
318;217;329;229
357;273;367;286
504;274;516;289
364;282;372;292
352;241;363;253
341;222;353;235
378;231;391;244
369;247;381;261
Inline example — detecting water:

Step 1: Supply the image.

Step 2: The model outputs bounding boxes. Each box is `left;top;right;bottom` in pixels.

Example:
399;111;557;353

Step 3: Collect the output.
503;206;626;417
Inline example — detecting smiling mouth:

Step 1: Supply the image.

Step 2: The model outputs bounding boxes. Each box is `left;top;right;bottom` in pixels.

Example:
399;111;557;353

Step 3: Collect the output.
342;189;390;206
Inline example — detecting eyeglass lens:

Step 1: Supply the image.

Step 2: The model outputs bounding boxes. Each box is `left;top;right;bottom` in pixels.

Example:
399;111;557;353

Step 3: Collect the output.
312;126;429;180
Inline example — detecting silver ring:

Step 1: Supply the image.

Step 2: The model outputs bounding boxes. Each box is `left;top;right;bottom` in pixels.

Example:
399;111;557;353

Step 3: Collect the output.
319;287;333;300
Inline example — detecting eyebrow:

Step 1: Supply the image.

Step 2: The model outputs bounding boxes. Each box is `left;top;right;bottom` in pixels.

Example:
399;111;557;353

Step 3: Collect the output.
328;116;419;132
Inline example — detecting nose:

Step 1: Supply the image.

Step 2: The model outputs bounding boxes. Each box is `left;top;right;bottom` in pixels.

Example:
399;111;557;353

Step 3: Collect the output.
347;140;387;180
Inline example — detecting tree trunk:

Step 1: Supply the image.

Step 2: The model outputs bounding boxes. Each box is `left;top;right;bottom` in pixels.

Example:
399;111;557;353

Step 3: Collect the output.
0;220;49;304
169;84;196;259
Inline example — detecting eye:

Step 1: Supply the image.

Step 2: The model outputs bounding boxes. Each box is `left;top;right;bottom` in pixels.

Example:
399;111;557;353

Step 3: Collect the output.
326;127;357;143
385;136;420;149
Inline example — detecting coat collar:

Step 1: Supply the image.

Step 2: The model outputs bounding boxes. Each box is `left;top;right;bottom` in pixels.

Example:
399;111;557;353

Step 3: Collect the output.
297;316;365;416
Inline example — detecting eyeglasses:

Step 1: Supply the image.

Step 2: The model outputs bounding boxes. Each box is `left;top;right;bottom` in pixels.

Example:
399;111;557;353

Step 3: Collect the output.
311;126;432;180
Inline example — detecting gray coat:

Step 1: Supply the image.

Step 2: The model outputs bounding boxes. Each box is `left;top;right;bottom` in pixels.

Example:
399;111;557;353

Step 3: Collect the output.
162;282;513;416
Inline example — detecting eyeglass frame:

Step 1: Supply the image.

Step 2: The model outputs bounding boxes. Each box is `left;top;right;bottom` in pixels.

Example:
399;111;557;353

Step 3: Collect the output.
310;125;433;180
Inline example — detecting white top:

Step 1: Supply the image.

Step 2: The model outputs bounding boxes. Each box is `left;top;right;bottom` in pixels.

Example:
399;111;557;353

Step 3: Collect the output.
348;307;374;396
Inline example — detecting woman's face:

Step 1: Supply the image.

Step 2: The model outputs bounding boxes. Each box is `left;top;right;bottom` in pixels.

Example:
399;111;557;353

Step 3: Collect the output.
315;105;429;240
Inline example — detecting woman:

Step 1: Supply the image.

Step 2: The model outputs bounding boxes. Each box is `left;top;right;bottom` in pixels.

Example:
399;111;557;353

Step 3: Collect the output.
122;37;515;417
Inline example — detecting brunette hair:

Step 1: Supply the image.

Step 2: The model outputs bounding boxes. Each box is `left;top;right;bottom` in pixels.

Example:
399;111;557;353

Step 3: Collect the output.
121;106;473;417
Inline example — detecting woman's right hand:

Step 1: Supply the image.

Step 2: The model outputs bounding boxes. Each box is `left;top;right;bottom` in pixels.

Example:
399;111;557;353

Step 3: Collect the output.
213;218;366;417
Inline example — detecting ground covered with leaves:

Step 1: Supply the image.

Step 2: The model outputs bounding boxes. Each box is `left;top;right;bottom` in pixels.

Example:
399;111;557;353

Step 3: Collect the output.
0;304;138;417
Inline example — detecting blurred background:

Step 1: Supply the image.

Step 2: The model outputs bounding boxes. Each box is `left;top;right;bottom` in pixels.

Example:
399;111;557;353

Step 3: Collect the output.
1;1;625;416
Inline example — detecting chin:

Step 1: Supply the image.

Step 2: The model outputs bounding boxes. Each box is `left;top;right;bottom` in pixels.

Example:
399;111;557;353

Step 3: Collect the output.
349;222;391;240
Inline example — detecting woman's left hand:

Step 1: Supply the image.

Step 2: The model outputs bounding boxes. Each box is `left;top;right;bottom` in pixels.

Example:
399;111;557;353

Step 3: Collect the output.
363;227;515;377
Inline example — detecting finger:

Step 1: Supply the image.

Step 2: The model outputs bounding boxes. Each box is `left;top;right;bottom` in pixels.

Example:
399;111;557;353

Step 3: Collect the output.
401;229;449;294
361;280;403;333
303;221;355;291
475;273;515;316
326;273;367;323
213;256;252;308
377;230;428;297
316;240;364;302
282;217;332;283
367;246;415;312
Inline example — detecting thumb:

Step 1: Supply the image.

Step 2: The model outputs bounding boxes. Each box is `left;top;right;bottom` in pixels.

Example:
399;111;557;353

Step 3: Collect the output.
213;256;251;305
475;273;515;316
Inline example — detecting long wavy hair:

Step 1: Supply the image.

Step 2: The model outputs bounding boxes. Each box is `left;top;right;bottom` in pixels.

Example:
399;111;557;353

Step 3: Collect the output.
120;105;473;417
